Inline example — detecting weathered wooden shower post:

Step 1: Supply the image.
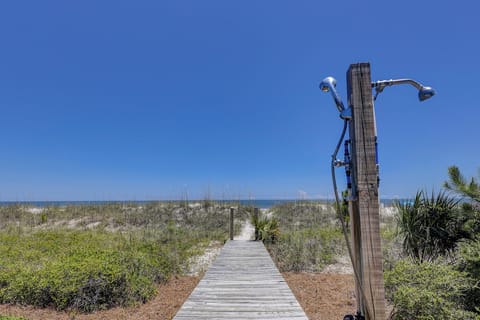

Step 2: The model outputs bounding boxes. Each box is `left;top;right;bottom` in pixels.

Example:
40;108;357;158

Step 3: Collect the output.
347;63;386;320
321;62;435;319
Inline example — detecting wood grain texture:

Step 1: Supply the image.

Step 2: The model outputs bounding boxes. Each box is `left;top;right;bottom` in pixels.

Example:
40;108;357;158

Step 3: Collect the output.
347;62;386;320
173;240;308;320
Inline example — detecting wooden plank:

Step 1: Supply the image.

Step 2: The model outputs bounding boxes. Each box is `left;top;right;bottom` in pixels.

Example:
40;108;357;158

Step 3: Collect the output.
347;62;386;320
173;240;308;320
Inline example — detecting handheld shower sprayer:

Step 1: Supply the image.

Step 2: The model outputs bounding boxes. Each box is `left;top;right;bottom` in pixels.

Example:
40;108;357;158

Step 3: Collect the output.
320;77;351;120
320;77;345;113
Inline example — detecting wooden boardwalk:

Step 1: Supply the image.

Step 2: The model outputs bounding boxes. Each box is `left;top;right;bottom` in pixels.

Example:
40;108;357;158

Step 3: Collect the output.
174;240;308;320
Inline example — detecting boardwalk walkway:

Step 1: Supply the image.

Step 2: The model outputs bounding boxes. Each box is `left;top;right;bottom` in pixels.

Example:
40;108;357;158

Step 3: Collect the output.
174;240;308;320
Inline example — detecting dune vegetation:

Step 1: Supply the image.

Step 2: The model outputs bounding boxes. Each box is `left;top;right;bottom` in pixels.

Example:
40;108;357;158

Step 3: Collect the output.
255;166;480;319
0;201;248;313
1;166;479;319
261;201;346;272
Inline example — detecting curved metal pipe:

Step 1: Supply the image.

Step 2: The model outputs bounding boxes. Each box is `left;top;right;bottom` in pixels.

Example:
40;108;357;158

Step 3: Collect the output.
372;78;436;101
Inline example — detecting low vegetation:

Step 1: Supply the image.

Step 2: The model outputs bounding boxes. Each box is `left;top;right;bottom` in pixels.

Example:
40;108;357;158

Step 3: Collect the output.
385;259;477;320
0;201;248;313
260;166;480;319
264;202;345;272
0;230;174;312
1;166;478;319
384;166;480;319
250;211;279;243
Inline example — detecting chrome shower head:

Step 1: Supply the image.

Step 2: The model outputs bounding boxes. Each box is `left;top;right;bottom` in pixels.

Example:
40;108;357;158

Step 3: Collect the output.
372;79;436;102
418;86;435;101
320;76;336;92
320;76;345;113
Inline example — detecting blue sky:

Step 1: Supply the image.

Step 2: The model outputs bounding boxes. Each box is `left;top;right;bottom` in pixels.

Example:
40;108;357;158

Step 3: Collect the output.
0;1;479;201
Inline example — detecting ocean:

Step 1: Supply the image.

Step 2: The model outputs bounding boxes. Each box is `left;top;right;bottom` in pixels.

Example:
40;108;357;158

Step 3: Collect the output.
0;199;313;209
0;199;401;209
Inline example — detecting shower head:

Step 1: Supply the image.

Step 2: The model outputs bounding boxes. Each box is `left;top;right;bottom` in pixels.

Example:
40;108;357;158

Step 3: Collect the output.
320;76;336;92
418;86;435;101
319;77;345;113
372;79;436;102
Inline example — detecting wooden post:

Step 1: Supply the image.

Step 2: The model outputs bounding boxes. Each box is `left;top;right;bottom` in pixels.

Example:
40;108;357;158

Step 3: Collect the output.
347;62;386;320
230;207;234;240
254;207;259;241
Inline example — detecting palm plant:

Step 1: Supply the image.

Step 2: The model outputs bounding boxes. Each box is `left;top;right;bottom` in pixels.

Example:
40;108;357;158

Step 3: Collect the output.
444;166;480;235
250;210;279;243
395;190;470;262
258;217;279;243
444;166;480;203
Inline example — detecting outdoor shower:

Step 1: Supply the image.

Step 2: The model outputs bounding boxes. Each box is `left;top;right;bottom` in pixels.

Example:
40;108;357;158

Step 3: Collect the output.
319;68;436;320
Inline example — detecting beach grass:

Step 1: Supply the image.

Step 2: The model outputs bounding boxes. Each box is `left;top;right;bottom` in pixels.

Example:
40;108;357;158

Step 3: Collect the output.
264;202;346;272
0;201;248;312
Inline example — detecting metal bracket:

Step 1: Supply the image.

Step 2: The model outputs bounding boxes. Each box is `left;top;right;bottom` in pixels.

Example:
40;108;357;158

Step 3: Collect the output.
334;159;347;167
340;107;352;120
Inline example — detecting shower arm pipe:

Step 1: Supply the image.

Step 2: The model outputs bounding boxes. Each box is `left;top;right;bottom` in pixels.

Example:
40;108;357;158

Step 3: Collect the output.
372;79;424;92
329;86;346;113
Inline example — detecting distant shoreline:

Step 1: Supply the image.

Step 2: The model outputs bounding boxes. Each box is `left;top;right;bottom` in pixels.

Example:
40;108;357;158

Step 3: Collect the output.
0;198;402;209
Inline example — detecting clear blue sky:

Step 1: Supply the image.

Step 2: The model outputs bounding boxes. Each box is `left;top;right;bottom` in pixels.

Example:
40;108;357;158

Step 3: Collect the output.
1;1;479;201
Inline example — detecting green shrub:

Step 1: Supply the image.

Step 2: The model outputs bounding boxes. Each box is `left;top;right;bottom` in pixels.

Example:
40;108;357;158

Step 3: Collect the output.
0;201;250;312
0;230;176;312
456;239;480;313
0;316;29;320
385;259;477;319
